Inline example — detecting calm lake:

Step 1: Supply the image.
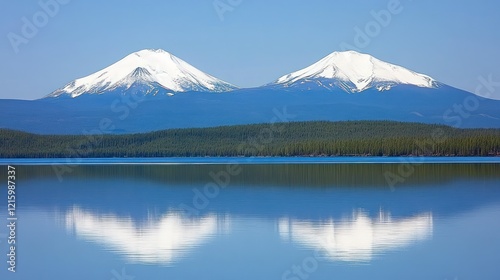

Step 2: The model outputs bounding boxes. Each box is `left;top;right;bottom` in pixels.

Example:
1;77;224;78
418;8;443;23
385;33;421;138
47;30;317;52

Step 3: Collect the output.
1;158;500;279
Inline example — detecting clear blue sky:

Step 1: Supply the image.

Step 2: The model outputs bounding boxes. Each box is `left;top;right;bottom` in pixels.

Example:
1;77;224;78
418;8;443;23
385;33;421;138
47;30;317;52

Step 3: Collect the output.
1;0;500;100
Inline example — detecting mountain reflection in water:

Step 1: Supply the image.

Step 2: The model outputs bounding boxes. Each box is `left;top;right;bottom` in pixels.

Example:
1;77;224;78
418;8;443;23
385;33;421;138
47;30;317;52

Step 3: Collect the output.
279;210;433;262
65;207;230;265
65;206;432;265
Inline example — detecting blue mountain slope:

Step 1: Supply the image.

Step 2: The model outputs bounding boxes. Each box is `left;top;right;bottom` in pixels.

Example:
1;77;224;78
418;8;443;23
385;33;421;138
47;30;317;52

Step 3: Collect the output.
0;85;499;135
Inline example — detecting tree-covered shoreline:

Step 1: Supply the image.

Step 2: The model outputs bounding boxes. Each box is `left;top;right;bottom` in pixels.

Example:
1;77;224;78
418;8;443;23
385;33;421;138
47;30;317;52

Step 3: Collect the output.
1;121;500;158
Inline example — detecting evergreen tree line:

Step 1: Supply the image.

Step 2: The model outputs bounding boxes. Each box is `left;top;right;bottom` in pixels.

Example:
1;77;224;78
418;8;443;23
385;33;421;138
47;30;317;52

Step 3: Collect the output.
1;121;500;158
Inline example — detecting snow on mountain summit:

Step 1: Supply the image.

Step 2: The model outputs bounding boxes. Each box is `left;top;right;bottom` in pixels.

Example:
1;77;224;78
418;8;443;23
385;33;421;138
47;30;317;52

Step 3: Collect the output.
273;50;438;93
48;49;237;98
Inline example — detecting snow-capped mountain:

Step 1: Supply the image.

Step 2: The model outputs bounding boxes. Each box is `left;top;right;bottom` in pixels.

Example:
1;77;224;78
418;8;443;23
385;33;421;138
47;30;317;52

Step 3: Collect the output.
5;49;499;134
271;50;439;93
48;49;237;98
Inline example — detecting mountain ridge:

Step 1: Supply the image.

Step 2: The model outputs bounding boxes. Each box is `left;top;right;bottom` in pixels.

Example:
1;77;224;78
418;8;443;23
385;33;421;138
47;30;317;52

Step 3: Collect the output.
47;49;238;98
46;49;447;98
2;49;499;134
269;50;439;93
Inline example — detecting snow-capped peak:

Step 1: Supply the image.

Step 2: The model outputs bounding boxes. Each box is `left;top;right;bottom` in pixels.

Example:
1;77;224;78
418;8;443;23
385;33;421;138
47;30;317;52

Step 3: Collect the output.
273;50;438;92
48;49;237;98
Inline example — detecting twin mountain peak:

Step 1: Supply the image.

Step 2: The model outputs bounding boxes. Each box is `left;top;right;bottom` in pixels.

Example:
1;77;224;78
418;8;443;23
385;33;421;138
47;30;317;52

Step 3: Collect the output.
48;49;440;98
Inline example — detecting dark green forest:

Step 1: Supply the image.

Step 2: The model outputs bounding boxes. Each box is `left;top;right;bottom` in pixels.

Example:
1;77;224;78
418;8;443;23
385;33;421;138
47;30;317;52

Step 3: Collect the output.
1;121;500;158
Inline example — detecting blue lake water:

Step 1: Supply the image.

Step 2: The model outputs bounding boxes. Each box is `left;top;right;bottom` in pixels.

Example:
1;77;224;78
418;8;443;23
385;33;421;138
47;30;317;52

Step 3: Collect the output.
1;159;500;279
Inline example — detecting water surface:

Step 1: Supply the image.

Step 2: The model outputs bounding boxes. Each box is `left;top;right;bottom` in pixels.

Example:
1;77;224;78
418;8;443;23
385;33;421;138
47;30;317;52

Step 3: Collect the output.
0;161;499;279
